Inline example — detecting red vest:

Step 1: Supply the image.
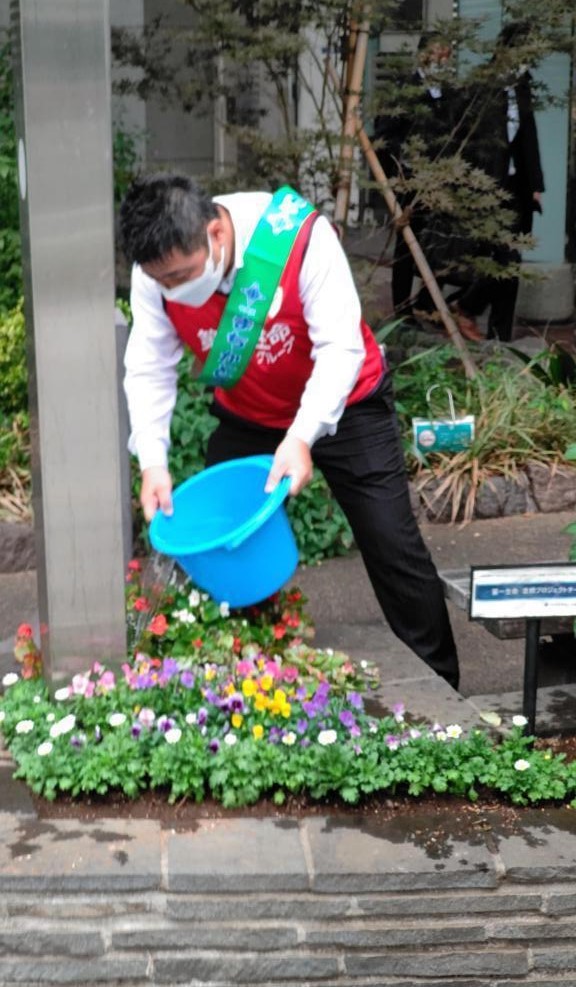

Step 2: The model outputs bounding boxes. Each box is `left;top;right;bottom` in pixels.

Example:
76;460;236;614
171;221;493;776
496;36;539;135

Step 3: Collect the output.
164;212;385;429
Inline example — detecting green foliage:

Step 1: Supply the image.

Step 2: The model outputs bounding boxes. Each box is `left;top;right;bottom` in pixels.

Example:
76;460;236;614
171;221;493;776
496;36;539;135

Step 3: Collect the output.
0;40;22;313
112;124;142;208
0;299;27;417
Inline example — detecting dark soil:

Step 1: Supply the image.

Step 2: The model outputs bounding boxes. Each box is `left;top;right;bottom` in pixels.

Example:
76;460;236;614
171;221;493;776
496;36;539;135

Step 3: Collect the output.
30;733;576;831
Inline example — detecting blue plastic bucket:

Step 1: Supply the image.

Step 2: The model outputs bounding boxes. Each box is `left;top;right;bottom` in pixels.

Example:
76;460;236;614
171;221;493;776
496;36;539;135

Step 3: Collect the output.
149;455;298;607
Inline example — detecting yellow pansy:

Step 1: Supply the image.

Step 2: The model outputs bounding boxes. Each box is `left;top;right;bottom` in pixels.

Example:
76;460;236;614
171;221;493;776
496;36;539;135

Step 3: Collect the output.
252;724;264;740
205;667;216;681
254;693;270;712
242;679;257;698
231;713;244;729
259;674;273;692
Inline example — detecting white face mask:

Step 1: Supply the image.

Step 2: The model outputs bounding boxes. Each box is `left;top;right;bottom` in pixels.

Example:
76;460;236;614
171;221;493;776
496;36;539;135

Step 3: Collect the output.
161;234;225;307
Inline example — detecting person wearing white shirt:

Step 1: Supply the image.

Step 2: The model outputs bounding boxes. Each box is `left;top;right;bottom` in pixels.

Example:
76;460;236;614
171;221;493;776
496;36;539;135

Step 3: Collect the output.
120;173;459;688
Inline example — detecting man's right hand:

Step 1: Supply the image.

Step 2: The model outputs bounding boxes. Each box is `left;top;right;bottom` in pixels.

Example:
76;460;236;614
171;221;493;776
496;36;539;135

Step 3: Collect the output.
140;466;173;522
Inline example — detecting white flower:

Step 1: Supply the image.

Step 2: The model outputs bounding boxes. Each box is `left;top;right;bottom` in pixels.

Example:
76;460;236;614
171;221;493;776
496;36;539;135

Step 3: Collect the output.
368;721;378;734
108;712;127;728
37;741;53;756
514;758;530;772
325;648;334;656
188;589;201;607
512;715;528;728
409;728;422;740
46;713;55;723
15;719;34;734
172;608;196;625
446;724;463;739
138;707;156;728
318;729;338;746
282;731;296;746
2;672;18;688
224;732;237;746
435;730;447;742
201;593;210;602
33;695;41;704
360;660;368;669
49;714;76;738
219;602;230;618
185;712;197;725
165;727;182;744
54;687;70;702
0;711;4;723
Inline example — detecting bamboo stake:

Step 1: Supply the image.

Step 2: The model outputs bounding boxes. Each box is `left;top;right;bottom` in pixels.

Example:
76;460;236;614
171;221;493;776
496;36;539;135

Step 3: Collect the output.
326;59;479;380
333;8;371;228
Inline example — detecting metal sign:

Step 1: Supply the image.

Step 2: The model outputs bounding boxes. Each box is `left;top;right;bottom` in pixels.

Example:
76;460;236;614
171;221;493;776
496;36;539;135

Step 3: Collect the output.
470;564;576;620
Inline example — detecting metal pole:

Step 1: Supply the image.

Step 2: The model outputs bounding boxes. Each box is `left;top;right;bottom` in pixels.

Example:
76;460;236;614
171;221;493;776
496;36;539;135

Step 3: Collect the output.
523;618;541;736
11;0;127;684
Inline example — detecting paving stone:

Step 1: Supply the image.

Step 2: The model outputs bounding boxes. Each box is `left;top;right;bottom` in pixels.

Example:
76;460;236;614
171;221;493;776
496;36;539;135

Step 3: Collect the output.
0;928;104;956
546;890;576;915
485;808;576;882
166;818;309;892
0;818;161;892
345;947;529;978
112;925;298;951
153;953;340;983
312;621;427;677
487;917;576;940
360;890;543;916
305;921;487;947
0;958;149;983
166;894;354;922
372;674;485;733
468;684;576;734
303;813;498;893
532;946;576;972
0;764;36;816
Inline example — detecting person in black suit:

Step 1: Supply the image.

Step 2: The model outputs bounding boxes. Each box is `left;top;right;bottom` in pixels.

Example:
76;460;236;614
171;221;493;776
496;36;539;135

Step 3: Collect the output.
450;21;545;341
372;32;479;334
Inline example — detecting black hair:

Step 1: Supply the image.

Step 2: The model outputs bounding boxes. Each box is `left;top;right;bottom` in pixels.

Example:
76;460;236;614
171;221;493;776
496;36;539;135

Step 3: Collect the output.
417;31;445;52
119;172;219;266
497;20;532;49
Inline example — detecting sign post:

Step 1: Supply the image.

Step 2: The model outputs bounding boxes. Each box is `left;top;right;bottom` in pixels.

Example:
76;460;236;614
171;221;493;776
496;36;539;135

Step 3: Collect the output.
470;564;576;735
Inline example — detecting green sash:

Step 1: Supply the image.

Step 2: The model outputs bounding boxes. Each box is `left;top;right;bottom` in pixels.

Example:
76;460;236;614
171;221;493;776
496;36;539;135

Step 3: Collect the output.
198;186;316;388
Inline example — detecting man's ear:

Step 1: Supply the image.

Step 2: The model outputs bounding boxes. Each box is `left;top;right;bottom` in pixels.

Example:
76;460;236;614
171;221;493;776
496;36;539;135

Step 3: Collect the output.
207;215;226;246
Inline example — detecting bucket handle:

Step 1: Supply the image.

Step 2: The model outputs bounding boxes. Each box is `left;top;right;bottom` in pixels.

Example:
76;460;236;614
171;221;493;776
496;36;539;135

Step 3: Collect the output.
225;474;292;551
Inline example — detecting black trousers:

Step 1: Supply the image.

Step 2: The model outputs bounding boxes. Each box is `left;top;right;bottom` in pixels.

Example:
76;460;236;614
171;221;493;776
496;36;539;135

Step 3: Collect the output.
206;374;460;689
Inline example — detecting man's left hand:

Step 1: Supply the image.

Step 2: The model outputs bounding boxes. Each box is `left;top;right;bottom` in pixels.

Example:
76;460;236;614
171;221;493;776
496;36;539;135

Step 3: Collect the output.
265;436;313;496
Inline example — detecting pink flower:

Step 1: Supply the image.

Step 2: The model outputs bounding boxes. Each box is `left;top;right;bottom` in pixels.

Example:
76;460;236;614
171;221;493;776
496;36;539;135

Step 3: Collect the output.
133;596;150;613
148;614;168;636
97;670;116;693
16;624;34;639
282;666;299;684
265;660;281;678
71;674;94;698
236;659;255;677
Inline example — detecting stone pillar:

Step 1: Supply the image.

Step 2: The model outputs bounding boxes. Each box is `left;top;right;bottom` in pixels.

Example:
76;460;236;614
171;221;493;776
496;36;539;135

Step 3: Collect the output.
11;0;127;684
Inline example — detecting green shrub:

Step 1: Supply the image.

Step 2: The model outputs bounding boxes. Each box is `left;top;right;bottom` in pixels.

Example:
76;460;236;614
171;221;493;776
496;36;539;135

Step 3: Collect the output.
0;299;27;417
0;40;22;313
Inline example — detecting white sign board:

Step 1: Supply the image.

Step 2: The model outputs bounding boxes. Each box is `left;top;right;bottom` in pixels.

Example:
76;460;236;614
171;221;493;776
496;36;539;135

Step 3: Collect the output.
470;564;576;620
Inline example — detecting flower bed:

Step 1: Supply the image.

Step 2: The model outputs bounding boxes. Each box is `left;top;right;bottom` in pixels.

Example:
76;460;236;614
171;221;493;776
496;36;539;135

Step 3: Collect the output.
1;560;576;810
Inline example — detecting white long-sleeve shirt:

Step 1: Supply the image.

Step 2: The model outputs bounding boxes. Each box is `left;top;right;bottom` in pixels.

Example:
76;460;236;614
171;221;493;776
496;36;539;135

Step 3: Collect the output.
123;191;366;470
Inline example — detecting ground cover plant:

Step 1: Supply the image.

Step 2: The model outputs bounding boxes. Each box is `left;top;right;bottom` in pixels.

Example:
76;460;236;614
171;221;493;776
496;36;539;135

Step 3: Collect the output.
2;562;576;811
